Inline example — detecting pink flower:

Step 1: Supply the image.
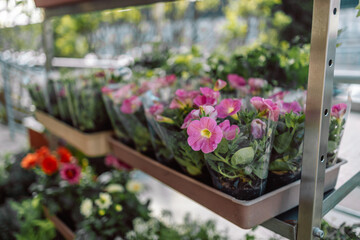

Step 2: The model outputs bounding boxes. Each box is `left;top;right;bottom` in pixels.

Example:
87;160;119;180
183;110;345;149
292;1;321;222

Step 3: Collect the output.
101;86;112;94
215;99;242;118
250;97;279;121
251;119;266;139
200;87;220;100
163;74;177;86
278;100;302;115
219;120;240;140
248;78;266;92
214;79;227;91
187;117;223;153
193;95;217;107
148;103;164;116
169;89;200;109
120;96;142;114
113;84;136;103
331;103;347;119
228;74;246;89
60;163;81;184
95;71;105;78
181;106;217;129
269;91;288;101
105;155;133;171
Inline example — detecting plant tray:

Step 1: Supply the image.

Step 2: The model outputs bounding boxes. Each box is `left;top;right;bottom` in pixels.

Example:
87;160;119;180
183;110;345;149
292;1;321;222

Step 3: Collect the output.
35;111;112;157
43;206;75;240
108;136;346;229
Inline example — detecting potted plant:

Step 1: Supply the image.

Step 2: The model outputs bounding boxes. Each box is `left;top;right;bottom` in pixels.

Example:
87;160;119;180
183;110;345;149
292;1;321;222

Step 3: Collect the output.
198;96;278;200
267;100;305;190
327;103;349;167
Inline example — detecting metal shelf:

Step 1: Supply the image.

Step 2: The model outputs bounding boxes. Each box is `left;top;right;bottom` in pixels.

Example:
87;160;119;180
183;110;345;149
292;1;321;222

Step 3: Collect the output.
262;172;360;240
40;0;177;18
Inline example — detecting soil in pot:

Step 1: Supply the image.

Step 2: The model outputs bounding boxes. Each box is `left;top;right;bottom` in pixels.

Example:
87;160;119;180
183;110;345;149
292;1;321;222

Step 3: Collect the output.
266;170;301;192
207;166;267;200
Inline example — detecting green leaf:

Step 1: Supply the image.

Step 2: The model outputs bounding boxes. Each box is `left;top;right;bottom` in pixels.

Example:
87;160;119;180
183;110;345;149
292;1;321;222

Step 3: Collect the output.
253;163;268;179
231;147;255;166
269;157;293;171
327;140;338;153
204;153;222;162
274;131;293;154
216;138;228;154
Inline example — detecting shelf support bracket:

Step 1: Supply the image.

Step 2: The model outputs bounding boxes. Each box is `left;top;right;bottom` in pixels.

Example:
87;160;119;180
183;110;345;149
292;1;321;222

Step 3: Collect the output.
297;0;341;239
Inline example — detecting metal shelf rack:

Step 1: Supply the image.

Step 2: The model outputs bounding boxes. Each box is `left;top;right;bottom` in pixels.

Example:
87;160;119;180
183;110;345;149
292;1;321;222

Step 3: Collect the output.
36;0;360;239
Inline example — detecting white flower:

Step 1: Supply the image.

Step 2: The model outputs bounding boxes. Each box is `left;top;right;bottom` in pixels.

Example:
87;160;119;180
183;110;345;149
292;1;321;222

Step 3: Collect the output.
95;192;112;209
80;198;93;218
126;180;144;193
105;184;124;193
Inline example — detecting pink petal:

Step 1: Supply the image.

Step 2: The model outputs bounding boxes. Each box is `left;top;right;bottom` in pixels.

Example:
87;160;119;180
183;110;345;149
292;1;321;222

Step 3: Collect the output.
188;135;204;151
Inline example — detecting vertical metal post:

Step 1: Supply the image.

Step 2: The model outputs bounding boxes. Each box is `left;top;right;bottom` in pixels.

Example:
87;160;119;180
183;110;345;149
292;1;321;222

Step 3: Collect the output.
297;0;340;239
42;16;54;73
1;62;16;140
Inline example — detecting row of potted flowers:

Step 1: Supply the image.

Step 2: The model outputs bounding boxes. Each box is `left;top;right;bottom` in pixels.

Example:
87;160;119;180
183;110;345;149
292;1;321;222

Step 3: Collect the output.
27;67;349;200
19;146;228;239
102;78;349;200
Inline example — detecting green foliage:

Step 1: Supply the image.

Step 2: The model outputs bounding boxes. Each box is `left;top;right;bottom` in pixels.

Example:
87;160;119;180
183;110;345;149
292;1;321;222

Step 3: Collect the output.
10;197;56;240
0;24;42;52
270;112;305;172
76;171;151;239
357;2;360;17
208;43;309;89
126;211;228;240
204;111;274;183
322;220;360;240
0;152;36;205
327;117;346;167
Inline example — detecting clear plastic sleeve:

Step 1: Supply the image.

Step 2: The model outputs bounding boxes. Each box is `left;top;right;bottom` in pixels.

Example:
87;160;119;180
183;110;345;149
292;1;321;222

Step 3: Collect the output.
204;114;277;200
267;112;305;191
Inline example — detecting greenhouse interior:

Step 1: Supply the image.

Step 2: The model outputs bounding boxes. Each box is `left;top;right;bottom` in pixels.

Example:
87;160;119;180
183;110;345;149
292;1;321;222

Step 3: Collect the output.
0;0;359;239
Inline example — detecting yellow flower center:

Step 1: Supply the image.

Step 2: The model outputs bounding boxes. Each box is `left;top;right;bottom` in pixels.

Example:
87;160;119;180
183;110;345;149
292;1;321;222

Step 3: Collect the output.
228;107;234;114
201;129;212;138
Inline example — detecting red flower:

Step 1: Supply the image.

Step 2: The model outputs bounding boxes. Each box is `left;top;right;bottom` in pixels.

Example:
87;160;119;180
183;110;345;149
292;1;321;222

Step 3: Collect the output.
36;146;50;159
57;147;72;163
21;153;39;169
41;155;59;175
60;163;81;184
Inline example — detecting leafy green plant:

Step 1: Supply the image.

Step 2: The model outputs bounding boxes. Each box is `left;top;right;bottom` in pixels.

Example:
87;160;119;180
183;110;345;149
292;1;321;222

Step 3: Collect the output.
76;170;151;239
126;211;228;240
322;220;360;240
0;152;36;205
270;112;305;173
10;197;56;240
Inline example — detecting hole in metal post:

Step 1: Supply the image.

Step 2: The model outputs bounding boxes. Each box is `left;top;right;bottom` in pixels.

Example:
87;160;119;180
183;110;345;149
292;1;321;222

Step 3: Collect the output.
320;155;325;162
328;59;333;67
324;109;328;116
333;8;337;15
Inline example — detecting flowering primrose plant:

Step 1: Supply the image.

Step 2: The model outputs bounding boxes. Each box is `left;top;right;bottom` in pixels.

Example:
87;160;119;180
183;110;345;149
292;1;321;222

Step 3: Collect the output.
267;100;305;190
189;96;279;200
327;103;348;167
21;146;86;215
77;170;150;239
147;81;227;178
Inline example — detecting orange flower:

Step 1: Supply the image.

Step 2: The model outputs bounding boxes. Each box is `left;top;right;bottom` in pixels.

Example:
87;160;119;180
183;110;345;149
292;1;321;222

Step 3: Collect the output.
36;146;50;159
41;154;59;175
57;147;72;163
21;153;39;169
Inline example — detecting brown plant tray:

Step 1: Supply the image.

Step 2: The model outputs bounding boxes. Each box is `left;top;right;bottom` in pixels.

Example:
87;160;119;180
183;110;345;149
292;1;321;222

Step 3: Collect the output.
108;136;346;229
35;111;112;157
43;206;75;240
